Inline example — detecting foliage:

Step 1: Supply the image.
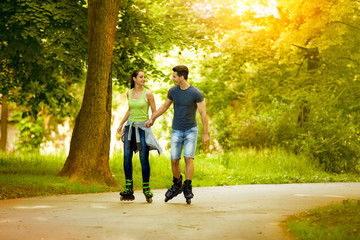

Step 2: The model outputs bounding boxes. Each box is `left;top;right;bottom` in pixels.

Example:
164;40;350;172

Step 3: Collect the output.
0;0;87;112
10;110;46;152
197;0;360;173
0;0;88;150
1;0;360;176
112;0;213;90
286;199;360;240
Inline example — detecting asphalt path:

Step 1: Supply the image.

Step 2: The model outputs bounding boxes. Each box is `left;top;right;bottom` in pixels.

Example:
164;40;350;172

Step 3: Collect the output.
1;183;360;240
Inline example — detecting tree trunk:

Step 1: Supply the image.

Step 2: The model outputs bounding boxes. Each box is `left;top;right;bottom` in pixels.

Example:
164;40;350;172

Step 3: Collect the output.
58;0;121;186
297;47;320;126
307;47;320;71
0;96;8;152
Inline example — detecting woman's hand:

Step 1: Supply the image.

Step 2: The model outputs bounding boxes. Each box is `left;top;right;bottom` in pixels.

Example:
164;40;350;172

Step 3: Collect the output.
117;124;124;134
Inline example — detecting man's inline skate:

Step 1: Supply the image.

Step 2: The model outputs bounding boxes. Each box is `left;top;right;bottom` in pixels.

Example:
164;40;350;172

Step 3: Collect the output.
143;182;153;203
164;175;183;202
120;179;135;201
183;180;194;204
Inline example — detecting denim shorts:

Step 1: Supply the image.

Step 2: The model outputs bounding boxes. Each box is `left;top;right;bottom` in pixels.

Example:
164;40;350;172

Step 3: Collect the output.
170;126;199;160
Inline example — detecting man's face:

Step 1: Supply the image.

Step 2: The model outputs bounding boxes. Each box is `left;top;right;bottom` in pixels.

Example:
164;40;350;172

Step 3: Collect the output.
172;72;181;85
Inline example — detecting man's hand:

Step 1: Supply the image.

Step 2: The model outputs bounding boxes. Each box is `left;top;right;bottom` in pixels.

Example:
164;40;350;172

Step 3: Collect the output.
202;133;210;152
144;119;154;128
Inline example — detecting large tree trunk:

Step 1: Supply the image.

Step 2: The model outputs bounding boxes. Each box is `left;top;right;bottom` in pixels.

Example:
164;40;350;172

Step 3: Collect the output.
0;96;8;152
58;0;121;186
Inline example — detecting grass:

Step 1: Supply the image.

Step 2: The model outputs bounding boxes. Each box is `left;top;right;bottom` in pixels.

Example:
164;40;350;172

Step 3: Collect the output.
285;199;360;240
1;148;359;200
111;148;359;189
0;152;114;199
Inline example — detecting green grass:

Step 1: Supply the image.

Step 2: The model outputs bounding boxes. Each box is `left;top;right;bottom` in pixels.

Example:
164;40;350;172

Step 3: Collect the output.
0;174;112;199
111;148;359;189
0;148;359;200
285;199;360;240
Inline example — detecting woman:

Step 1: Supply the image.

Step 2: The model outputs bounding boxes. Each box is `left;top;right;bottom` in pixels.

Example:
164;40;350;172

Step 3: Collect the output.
117;69;163;203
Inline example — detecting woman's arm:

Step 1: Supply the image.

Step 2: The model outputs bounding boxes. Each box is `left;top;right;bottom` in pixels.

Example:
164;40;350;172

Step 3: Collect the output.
146;90;157;114
117;91;130;134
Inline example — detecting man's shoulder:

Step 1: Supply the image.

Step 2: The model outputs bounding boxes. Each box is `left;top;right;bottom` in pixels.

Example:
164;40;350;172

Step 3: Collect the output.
189;85;203;95
190;85;201;91
169;85;179;91
168;85;179;95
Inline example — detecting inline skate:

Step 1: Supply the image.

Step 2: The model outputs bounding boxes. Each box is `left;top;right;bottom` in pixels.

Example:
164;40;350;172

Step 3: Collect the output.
143;182;153;203
120;179;135;201
183;180;194;204
164;175;183;202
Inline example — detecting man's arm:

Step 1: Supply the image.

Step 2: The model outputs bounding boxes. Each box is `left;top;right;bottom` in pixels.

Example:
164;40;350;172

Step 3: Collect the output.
145;98;173;127
197;100;210;149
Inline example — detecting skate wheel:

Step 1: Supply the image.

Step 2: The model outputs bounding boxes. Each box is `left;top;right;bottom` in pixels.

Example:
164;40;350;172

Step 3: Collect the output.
120;196;123;201
186;199;191;204
146;198;153;203
164;197;169;202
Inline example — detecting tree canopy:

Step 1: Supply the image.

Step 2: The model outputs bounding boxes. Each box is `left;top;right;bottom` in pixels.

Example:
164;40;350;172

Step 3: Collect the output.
1;0;359;177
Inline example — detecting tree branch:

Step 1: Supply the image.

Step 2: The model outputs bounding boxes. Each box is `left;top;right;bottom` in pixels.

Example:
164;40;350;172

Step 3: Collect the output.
332;21;360;31
339;57;360;65
292;44;308;50
295;56;307;77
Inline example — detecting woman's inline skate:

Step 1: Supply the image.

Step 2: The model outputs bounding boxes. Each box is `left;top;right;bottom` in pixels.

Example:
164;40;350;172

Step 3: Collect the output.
120;179;135;201
143;182;153;203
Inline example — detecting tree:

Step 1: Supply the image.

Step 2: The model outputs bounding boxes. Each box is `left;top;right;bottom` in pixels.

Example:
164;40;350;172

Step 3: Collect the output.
58;0;121;186
203;0;360;172
0;0;88;150
0;96;8;152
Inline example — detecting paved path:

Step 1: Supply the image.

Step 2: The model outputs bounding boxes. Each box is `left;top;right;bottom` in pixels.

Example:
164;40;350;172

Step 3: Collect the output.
1;183;359;240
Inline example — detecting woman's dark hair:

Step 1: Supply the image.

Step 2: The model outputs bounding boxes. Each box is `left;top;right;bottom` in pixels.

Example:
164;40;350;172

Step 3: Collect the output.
172;65;189;80
130;69;144;88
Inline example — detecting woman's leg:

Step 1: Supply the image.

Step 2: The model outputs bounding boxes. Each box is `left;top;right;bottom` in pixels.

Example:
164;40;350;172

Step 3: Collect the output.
123;126;133;180
138;129;150;183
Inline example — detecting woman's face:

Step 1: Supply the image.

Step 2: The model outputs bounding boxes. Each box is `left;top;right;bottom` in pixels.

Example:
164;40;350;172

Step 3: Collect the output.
133;71;145;86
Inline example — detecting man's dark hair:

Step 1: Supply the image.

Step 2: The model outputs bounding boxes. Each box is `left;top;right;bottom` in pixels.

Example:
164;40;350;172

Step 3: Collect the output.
173;65;189;80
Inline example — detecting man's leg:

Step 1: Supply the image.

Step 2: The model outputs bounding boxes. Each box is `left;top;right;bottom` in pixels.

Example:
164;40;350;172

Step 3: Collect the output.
170;129;183;180
183;126;198;181
165;158;183;202
165;129;185;202
184;157;194;180
182;127;198;204
171;158;181;179
183;156;195;204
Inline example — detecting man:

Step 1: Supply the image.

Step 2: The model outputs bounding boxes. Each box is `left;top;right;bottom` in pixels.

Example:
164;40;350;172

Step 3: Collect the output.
145;65;209;204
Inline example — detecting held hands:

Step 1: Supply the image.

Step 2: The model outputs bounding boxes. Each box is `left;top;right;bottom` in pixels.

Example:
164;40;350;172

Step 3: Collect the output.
144;119;154;128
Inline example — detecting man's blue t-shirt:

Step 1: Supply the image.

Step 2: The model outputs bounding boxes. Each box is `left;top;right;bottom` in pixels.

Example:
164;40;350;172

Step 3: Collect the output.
167;85;204;131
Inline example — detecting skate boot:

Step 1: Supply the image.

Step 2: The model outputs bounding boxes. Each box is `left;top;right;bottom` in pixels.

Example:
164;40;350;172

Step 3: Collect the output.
119;179;135;201
164;175;183;202
183;180;194;204
143;182;153;203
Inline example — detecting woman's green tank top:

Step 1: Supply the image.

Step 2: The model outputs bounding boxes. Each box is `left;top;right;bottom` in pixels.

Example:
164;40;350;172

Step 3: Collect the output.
128;88;149;122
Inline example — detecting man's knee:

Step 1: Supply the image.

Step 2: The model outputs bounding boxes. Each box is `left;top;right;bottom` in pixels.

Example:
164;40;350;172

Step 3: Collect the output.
171;158;180;165
184;157;194;164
